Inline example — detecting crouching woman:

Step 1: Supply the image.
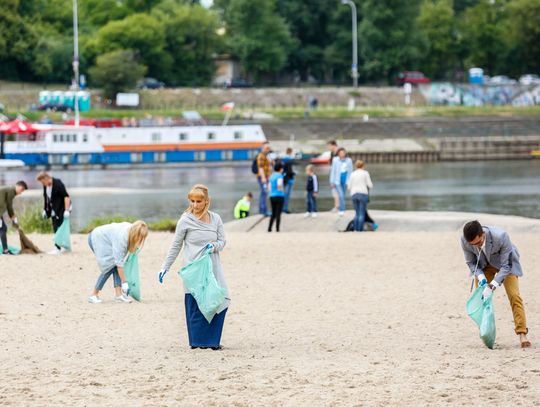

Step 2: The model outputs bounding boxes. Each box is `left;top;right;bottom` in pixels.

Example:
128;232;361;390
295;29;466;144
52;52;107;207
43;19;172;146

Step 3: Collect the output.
159;184;230;350
87;220;148;304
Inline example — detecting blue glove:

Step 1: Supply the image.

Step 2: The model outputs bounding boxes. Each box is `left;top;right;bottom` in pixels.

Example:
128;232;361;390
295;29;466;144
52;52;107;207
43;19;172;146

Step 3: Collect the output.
479;278;487;287
158;270;167;284
206;243;215;253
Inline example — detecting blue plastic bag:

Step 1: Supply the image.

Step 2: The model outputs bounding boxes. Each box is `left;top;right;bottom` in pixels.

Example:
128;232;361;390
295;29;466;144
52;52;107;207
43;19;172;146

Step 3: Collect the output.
178;250;226;323
466;285;497;349
124;249;141;302
0;244;20;255
53;219;71;251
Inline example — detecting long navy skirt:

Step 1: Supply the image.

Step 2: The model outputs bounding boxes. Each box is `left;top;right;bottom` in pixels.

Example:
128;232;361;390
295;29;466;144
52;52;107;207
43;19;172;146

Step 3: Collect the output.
184;294;227;347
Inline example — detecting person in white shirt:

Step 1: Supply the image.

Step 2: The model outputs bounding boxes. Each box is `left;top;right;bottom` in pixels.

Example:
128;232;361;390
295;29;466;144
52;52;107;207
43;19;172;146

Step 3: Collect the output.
347;160;373;231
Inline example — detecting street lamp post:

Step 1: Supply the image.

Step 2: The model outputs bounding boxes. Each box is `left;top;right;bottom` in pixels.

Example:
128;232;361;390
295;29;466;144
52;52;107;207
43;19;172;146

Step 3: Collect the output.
341;0;358;88
72;0;80;127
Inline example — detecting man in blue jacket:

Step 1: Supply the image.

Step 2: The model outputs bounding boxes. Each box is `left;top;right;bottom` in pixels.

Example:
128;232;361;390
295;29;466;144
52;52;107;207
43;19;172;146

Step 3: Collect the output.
461;220;531;348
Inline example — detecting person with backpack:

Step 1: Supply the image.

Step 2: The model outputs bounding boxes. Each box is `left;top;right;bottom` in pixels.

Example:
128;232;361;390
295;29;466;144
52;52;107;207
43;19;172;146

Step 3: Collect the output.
281;147;296;213
253;142;272;216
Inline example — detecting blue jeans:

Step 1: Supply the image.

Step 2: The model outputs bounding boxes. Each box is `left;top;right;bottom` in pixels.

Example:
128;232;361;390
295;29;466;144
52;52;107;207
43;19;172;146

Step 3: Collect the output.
336;177;347;211
257;176;268;214
283;179;295;212
352;193;369;231
95;266;121;290
306;191;317;213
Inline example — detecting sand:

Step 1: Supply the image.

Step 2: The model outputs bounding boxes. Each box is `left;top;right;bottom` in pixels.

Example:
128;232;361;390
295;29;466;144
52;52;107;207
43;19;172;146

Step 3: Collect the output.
1;213;539;406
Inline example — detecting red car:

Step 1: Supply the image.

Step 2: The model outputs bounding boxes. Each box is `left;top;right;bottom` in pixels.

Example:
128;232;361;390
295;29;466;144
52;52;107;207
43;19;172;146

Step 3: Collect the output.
396;71;431;86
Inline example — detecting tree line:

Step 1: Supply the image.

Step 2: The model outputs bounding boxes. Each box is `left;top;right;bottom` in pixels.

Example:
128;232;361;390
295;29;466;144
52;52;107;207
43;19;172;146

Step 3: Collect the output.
1;0;538;94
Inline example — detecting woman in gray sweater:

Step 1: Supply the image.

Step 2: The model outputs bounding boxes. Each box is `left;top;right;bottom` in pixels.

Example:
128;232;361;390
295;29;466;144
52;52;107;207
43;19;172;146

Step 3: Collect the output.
159;184;229;350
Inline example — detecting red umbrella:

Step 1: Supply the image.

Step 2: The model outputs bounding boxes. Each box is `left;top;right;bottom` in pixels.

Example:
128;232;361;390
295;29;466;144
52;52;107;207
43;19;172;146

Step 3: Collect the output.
0;119;39;134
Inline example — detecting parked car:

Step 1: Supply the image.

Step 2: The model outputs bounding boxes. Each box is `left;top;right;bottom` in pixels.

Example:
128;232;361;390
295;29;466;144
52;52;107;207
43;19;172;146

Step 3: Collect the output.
488;75;517;85
519;74;540;86
224;78;253;88
395;71;430;86
137;77;165;89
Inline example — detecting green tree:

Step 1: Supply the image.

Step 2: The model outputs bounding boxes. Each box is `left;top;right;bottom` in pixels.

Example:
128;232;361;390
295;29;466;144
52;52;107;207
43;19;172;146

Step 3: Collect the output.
508;0;540;73
88;13;170;80
221;0;293;81
153;2;222;86
458;0;510;75
88;49;147;98
359;0;427;83
417;0;457;79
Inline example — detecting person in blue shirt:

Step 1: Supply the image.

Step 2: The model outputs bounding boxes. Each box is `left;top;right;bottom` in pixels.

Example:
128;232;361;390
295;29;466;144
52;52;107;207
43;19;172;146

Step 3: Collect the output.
267;162;285;232
329;147;353;216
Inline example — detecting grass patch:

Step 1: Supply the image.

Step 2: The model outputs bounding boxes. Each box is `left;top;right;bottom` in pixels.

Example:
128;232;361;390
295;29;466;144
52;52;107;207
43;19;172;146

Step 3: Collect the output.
17;205;53;234
79;216;177;233
79;216;137;234
12;104;540;123
147;219;178;232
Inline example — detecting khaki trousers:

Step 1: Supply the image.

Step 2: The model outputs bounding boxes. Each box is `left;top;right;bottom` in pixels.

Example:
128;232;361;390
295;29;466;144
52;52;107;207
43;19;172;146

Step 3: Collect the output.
483;265;528;335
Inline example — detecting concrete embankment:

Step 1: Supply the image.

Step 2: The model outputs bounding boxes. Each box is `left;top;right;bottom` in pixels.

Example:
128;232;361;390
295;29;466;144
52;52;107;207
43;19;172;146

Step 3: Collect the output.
225;210;540;234
262;117;540;162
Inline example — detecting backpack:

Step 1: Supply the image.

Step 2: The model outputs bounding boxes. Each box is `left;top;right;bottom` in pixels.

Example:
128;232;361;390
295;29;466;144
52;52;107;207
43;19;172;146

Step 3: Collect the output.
251;157;259;174
283;160;295;184
345;219;354;232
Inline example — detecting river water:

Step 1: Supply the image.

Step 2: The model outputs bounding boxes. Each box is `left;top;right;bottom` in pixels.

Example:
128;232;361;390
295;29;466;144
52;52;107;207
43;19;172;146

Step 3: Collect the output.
2;160;539;230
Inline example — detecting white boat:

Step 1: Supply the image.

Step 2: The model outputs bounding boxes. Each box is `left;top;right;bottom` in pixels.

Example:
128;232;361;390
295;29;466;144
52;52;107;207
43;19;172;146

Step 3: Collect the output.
2;124;266;166
0;159;25;168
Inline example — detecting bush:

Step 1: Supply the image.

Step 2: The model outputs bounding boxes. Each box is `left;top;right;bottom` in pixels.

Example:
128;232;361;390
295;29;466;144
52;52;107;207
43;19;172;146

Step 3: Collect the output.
18;205;53;234
79;216;137;234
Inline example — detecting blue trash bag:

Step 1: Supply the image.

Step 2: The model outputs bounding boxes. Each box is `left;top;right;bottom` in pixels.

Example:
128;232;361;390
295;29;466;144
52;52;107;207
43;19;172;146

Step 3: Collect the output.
178;250;226;323
124;249;141;302
466;285;497;349
53;219;71;251
0;244;20;255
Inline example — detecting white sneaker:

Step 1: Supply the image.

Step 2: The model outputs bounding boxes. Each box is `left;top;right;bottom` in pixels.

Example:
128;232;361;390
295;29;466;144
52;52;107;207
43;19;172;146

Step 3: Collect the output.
88;295;102;304
60;247;68;254
115;295;132;303
304;212;311;217
331;207;338;213
311;212;318;218
338;211;345;217
48;248;61;255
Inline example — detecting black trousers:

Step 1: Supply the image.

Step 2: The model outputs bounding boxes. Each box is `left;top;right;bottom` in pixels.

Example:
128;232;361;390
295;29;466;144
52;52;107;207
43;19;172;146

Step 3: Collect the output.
268;196;284;232
52;216;64;249
0;216;7;252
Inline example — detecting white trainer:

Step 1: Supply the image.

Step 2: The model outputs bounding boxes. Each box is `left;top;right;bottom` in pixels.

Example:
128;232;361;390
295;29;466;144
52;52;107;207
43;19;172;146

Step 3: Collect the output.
115;295;132;303
88;295;102;304
311;213;318;218
338;211;345;217
47;248;61;255
304;212;311;217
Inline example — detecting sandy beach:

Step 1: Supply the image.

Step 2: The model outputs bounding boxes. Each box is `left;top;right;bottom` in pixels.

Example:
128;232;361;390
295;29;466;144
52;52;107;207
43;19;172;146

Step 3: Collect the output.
1;212;539;406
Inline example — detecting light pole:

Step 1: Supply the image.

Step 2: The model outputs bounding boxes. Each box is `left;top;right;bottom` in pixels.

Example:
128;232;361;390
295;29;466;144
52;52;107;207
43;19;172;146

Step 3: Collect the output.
72;0;80;126
341;0;358;88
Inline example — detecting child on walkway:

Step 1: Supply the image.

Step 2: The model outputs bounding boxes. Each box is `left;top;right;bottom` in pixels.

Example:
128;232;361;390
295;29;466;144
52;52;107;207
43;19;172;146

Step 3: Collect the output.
268;162;285;232
88;220;148;304
305;165;318;218
234;192;253;219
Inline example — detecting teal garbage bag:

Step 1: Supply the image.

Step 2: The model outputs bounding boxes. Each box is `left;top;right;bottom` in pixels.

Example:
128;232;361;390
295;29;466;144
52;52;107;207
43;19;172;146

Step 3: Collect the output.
124;249;141;302
0;244;20;255
466;285;497;349
53;219;71;251
178;250;226;323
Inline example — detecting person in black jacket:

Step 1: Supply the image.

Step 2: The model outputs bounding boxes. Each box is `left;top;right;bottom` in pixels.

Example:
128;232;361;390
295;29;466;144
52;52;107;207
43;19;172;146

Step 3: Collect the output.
36;172;71;254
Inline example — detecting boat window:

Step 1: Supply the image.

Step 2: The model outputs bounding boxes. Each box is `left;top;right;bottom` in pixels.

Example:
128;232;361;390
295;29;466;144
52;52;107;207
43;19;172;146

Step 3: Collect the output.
179;133;188;141
154;152;166;162
234;131;242;140
130;153;143;163
152;133;161;142
60;134;64;142
207;132;216;140
83;134;88;142
53;134;58;143
195;151;206;161
73;134;77;142
221;150;233;160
